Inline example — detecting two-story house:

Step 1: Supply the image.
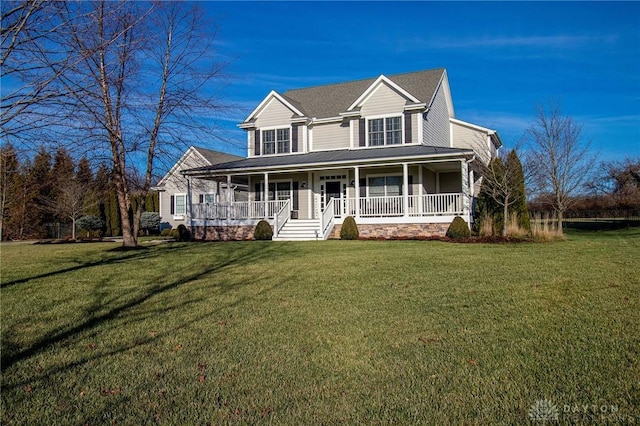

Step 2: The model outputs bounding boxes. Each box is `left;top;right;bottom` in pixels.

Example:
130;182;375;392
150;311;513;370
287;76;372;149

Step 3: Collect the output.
182;68;502;240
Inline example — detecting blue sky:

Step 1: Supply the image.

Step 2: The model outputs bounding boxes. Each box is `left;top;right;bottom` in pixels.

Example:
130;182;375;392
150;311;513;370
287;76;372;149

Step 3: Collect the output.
201;1;640;162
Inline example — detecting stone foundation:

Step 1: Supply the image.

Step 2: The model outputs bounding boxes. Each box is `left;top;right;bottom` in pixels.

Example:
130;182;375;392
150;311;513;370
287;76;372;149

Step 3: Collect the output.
192;225;256;241
329;223;449;239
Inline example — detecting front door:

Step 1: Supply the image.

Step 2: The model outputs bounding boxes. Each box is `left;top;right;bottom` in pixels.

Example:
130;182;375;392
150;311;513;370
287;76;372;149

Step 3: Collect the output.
325;181;341;208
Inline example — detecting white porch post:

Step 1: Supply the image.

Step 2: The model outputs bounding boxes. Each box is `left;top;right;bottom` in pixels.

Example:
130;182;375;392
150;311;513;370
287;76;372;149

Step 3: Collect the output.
418;165;424;216
307;171;313;219
354;166;360;219
461;160;470;222
186;177;193;227
402;162;409;217
226;175;232;219
263;172;269;218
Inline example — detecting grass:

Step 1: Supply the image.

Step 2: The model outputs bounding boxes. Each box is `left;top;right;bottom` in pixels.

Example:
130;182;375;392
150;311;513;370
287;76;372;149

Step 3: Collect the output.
1;229;639;424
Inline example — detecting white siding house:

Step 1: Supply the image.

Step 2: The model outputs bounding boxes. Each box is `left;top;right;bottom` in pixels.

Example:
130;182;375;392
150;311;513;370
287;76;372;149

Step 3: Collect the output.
178;68;502;240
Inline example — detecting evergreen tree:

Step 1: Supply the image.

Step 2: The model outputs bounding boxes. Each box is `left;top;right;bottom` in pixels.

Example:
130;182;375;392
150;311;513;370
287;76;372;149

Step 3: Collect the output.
475;158;504;236
0;144;19;240
506;150;530;231
30;147;53;236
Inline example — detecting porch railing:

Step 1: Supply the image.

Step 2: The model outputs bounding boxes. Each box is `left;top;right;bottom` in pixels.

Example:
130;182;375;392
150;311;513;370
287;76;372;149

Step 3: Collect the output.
332;193;465;218
274;199;291;237
192;193;466;221
193;200;288;220
322;198;336;239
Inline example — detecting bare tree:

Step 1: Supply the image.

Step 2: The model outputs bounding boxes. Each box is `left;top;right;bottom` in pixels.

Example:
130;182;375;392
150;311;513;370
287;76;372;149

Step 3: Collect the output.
0;1;74;140
6;1;229;247
523;101;595;234
41;179;90;240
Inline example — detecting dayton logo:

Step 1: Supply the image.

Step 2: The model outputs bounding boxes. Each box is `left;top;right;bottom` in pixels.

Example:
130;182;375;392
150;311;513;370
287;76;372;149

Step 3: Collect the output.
528;399;559;422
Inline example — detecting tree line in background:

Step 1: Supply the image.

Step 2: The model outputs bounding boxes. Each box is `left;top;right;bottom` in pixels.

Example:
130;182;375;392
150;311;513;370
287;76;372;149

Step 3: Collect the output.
0;144;158;241
1;0;228;247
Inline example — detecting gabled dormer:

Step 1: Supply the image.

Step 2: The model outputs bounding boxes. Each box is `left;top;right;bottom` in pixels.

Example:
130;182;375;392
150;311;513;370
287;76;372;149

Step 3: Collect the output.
239;90;309;157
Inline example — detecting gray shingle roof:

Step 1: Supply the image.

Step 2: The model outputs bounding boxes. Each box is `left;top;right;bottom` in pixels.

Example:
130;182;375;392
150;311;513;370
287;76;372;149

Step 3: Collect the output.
184;145;471;176
194;147;243;164
281;68;445;119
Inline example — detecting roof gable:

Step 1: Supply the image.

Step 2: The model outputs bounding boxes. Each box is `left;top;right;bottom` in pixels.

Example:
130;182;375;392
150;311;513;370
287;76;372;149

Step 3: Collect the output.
280;68;446;119
243;90;305;124
155;146;243;187
347;75;420;111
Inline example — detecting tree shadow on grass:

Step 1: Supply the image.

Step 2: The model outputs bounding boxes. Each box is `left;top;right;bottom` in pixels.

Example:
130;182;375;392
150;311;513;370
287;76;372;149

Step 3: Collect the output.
1;241;289;374
0;244;187;289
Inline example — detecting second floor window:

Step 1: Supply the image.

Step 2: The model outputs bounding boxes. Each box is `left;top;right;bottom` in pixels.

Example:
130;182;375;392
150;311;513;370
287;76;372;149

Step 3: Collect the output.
262;128;290;155
368;116;402;146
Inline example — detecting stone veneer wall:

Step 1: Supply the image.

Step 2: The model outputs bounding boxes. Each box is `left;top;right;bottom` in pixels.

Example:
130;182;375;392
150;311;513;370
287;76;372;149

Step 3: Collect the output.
192;225;256;241
329;223;449;239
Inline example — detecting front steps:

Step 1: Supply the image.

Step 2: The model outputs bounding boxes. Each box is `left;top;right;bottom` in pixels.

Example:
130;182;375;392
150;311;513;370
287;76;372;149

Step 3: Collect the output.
273;219;322;241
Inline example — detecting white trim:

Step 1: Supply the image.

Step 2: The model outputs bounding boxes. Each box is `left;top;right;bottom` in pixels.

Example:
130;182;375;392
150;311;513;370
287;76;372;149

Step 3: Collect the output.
449;120;454;148
259;125;292;156
347;75;420;111
241;90;305;123
365;113;405;147
157;146;208;187
403;103;427;111
302;124;308;153
312;116;343;124
173;192;187;218
450;117;496;134
307;171;313;219
247;132;252;157
349;119;354;149
418;112;424;145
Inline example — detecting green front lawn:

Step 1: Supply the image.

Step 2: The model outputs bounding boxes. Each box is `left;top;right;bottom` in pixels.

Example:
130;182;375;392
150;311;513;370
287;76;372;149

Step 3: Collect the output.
1;230;639;424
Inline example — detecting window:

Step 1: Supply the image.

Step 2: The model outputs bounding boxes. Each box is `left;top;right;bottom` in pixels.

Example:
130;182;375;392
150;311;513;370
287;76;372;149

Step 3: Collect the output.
199;194;216;204
368;119;384;146
174;193;186;215
368;176;402;197
262;128;290;155
368;116;402;146
263;130;275;155
386;117;402;145
256;181;291;201
277;128;290;154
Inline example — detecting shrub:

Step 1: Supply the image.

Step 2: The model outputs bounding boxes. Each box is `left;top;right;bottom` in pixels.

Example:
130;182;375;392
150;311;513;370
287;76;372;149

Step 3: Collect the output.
169;229;181;239
160;228;172;237
177;224;191;242
446;216;471;239
254;220;273;240
140;212;160;235
76;215;104;238
340;216;359;240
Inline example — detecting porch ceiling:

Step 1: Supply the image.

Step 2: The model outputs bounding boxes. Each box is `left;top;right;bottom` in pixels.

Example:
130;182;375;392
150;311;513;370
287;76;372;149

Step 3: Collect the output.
182;145;472;178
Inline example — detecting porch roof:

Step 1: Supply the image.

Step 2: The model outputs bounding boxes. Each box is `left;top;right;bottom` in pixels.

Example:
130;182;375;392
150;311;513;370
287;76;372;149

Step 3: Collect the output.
182;145;473;177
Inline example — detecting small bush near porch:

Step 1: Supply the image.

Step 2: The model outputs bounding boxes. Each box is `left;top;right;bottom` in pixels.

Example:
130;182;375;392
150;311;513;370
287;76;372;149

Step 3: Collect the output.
1;230;638;424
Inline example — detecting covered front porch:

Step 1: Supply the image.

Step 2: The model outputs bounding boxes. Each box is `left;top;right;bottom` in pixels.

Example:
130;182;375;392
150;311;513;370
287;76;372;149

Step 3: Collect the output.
182;146;477;240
